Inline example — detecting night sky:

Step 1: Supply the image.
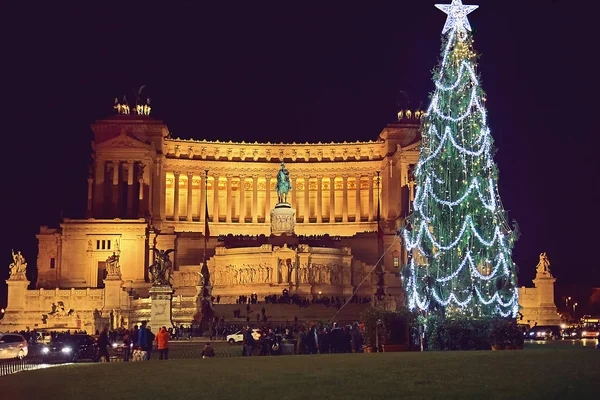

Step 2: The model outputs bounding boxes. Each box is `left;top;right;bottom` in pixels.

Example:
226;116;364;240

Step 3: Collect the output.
1;1;597;307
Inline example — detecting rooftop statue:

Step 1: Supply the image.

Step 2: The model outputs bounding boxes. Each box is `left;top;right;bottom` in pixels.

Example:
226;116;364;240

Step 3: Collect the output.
9;249;27;280
276;161;292;204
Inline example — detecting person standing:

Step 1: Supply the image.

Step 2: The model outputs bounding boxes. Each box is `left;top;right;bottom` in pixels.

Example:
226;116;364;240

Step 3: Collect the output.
242;327;255;356
155;326;170;360
146;326;155;360
98;327;110;362
138;322;148;351
123;329;131;361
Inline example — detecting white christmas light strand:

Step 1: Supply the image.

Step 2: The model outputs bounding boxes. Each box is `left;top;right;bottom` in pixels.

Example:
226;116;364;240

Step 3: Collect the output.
428;86;487;124
415;125;490;176
435;251;510;283
413;175;497;212
406;256;518;315
404;216;505;252
435;60;479;91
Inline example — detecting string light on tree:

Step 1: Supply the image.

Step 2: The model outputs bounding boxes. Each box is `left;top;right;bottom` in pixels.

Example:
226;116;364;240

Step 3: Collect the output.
401;1;519;318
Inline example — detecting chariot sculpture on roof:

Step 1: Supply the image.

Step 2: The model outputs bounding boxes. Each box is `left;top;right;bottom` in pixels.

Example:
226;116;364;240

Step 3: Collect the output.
113;85;151;116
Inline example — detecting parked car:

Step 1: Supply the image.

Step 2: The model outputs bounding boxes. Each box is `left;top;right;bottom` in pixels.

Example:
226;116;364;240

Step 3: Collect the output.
525;325;561;340
227;329;262;344
561;328;582;339
580;328;600;339
110;333;132;356
0;333;29;359
41;334;98;363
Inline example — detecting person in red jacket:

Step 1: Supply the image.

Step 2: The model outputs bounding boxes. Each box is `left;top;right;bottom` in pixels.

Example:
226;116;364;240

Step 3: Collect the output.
155;326;170;360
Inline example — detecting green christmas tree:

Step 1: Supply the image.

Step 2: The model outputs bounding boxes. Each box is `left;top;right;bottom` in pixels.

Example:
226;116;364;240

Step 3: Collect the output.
402;0;519;317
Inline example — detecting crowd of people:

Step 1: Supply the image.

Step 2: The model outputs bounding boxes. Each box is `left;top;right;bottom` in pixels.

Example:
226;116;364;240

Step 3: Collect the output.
238;321;364;356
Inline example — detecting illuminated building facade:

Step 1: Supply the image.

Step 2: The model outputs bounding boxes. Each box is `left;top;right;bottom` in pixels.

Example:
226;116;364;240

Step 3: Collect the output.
1;112;422;331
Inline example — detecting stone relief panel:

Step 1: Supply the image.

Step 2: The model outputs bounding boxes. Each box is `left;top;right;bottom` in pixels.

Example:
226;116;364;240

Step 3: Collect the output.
172;271;200;287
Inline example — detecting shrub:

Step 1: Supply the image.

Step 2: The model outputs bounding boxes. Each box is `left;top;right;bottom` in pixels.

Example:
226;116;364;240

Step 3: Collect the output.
424;316;522;351
360;306;417;348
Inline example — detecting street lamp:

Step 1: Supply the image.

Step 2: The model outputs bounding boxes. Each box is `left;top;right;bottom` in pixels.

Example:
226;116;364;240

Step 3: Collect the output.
573;302;578;318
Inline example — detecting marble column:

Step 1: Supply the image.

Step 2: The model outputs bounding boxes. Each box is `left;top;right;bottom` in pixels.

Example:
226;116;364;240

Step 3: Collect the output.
239;174;246;224
173;171;180;222
138;177;144;200
112;161;119;216
355;174;361;223
329;175;336;223
304;175;310;223
291;176;298;210
186;172;194;222
212;174;220;222
145;163;151;218
342;174;349;223
265;174;272;223
200;173;206;223
368;173;374;222
138;176;144;212
126;160;135;217
226;174;233;223
252;175;259;223
158;160;166;221
316;175;323;223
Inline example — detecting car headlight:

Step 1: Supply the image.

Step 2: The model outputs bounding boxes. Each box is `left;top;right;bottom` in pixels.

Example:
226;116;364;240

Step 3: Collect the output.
582;331;587;336
42;347;49;354
61;347;72;353
112;343;118;348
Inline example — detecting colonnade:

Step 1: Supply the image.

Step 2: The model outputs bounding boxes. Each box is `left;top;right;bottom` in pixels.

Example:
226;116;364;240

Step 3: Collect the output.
165;171;380;224
89;160;147;218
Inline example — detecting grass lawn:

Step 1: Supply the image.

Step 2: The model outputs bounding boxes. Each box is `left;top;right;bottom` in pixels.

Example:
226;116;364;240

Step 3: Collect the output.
2;350;599;399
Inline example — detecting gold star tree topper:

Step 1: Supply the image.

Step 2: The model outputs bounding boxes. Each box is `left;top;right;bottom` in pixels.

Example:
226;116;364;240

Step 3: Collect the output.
435;0;479;34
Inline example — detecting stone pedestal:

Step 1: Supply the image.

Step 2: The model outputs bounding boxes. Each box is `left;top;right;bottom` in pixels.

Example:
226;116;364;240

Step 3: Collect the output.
103;277;123;310
5;279;30;311
270;203;295;235
149;285;174;329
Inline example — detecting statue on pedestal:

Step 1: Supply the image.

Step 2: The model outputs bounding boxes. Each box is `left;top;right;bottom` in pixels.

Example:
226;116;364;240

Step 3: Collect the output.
105;252;122;279
536;252;552;277
195;261;215;324
149;246;175;286
276;161;292;204
9;249;27;280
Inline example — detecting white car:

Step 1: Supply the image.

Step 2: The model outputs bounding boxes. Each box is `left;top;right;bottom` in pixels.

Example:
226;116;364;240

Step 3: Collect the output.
227;329;261;344
0;333;29;359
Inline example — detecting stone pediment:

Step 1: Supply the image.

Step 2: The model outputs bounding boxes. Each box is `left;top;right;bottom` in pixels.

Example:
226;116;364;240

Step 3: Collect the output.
94;131;152;151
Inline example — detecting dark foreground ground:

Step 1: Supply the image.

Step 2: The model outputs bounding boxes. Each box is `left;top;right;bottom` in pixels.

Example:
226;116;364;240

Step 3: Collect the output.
2;348;599;400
